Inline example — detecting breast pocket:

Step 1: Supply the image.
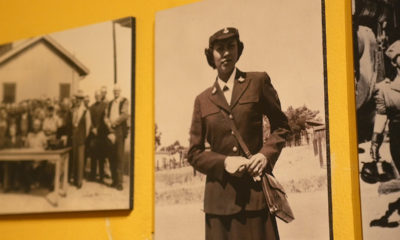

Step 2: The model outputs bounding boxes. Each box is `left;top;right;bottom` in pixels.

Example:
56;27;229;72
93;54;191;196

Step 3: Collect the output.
238;95;259;112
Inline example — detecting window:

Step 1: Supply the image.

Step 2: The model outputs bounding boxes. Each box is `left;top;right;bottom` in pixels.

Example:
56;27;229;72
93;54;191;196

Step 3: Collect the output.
3;83;16;103
59;83;70;101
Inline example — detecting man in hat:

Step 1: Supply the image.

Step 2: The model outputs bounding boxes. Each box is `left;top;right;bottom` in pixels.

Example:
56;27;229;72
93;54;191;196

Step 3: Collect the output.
371;40;400;176
104;84;129;190
188;27;290;240
71;90;91;188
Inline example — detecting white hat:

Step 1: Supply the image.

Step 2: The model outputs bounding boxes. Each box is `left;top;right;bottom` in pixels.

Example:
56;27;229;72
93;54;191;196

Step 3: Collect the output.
386;40;400;61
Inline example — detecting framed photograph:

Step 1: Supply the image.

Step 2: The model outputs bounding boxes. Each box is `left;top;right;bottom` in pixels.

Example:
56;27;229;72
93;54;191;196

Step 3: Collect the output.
155;0;331;239
352;0;400;238
0;17;135;214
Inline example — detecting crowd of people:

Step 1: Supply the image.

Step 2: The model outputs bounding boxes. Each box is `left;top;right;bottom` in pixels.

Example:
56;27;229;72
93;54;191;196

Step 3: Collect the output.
0;85;130;193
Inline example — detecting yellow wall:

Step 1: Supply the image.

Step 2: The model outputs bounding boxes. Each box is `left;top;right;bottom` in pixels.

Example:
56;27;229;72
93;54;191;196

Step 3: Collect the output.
0;0;360;239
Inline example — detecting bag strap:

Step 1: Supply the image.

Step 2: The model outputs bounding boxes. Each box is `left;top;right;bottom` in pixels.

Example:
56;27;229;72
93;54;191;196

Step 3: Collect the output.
219;110;263;181
219;110;252;159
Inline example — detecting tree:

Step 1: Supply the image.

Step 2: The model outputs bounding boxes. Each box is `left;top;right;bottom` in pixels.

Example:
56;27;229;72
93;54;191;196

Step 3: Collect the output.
155;124;162;149
285;105;321;145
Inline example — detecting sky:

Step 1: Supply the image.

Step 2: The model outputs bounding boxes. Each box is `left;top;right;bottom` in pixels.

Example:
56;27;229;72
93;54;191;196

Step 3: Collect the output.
49;18;132;104
155;0;326;147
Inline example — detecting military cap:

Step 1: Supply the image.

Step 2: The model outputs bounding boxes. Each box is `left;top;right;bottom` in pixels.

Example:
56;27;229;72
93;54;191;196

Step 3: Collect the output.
209;27;240;46
386;40;400;61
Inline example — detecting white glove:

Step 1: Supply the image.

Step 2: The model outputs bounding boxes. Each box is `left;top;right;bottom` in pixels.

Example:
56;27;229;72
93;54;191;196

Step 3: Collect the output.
224;156;248;177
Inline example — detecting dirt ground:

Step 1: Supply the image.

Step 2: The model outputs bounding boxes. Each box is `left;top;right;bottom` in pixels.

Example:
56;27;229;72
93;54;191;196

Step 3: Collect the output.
358;141;400;240
155;145;330;240
0;175;131;214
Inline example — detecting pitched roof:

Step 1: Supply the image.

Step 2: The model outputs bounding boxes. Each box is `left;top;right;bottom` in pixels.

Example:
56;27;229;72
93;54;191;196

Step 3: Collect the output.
0;35;89;76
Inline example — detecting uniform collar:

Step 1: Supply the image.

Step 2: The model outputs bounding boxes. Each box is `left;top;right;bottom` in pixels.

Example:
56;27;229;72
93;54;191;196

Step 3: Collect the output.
217;68;236;91
209;68;250;111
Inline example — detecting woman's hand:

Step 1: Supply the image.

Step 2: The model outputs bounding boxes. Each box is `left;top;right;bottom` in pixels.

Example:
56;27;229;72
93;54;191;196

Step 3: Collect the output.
224;156;248;177
247;153;268;177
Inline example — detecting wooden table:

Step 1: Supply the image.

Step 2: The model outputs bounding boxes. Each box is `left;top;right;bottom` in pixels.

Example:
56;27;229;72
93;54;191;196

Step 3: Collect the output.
0;147;71;206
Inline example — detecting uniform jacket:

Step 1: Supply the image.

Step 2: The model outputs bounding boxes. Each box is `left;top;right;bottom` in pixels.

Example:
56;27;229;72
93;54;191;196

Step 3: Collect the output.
188;69;290;215
375;76;400;120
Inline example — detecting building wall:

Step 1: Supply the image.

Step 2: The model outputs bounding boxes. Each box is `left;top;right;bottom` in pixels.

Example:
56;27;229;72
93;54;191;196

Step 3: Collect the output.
0;41;80;103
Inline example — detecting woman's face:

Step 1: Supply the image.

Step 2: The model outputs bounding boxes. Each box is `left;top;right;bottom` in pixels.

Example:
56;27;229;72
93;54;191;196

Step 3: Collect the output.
212;38;239;76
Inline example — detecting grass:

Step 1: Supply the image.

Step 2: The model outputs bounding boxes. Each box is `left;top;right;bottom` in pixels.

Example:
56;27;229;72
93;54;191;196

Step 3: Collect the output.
156;145;328;206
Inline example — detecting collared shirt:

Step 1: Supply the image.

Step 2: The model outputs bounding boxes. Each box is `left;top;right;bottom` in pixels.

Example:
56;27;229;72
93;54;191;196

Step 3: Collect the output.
217;68;236;105
43;115;61;136
110;97;121;123
73;104;86;127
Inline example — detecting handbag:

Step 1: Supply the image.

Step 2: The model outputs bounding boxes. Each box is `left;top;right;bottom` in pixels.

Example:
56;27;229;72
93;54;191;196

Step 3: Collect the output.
220;110;295;223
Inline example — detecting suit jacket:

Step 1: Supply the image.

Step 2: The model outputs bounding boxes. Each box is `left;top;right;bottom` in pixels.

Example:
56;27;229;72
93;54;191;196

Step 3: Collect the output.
104;97;129;138
188;69;290;215
90;101;108;137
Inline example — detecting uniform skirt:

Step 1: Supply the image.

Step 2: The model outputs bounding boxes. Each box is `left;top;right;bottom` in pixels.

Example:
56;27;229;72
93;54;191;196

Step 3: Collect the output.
205;209;279;240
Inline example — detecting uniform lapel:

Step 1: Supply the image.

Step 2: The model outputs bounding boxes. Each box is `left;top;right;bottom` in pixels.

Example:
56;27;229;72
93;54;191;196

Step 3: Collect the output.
208;80;231;113
230;69;250;109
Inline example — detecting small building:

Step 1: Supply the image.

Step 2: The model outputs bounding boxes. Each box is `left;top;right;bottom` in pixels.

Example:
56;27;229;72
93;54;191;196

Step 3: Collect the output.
306;120;326;168
0;35;89;103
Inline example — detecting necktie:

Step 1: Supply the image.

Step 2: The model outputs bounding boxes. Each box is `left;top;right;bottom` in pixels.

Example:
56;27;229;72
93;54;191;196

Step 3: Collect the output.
222;85;229;92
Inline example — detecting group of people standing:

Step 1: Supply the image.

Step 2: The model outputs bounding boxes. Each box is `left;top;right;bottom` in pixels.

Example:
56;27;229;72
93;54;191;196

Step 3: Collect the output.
0;84;130;193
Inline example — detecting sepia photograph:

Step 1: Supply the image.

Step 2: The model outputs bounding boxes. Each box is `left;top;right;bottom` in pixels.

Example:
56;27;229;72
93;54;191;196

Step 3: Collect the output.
155;0;331;239
0;17;134;214
352;0;400;239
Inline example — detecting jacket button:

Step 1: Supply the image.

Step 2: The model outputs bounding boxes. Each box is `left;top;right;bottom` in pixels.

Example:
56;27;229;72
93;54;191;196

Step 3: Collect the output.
233;146;238;152
229;114;233;119
231;130;234;135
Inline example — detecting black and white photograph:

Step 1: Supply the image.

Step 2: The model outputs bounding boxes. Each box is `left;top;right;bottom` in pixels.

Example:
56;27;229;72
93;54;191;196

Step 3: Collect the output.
155;0;331;239
0;17;134;214
352;0;400;239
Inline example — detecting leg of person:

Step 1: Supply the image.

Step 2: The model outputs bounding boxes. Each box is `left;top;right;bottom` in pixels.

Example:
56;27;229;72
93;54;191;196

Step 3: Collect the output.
109;143;117;187
3;162;10;192
389;122;400;175
115;127;125;190
99;156;105;183
72;142;78;186
68;147;74;183
76;144;85;188
89;150;98;181
21;161;34;193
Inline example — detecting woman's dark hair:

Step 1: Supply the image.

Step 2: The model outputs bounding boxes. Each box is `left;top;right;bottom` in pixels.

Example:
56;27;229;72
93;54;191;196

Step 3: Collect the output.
204;37;244;69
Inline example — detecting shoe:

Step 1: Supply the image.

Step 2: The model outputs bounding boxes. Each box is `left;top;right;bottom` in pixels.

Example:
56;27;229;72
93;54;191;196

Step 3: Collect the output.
116;184;123;191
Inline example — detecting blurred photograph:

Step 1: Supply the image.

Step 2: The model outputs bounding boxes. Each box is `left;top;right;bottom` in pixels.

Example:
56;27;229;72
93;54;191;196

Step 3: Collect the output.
352;0;400;239
155;0;331;239
0;17;134;214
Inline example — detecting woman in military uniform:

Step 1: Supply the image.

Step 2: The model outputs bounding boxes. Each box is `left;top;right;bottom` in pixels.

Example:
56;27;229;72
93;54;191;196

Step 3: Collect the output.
188;27;290;240
370;40;400;175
